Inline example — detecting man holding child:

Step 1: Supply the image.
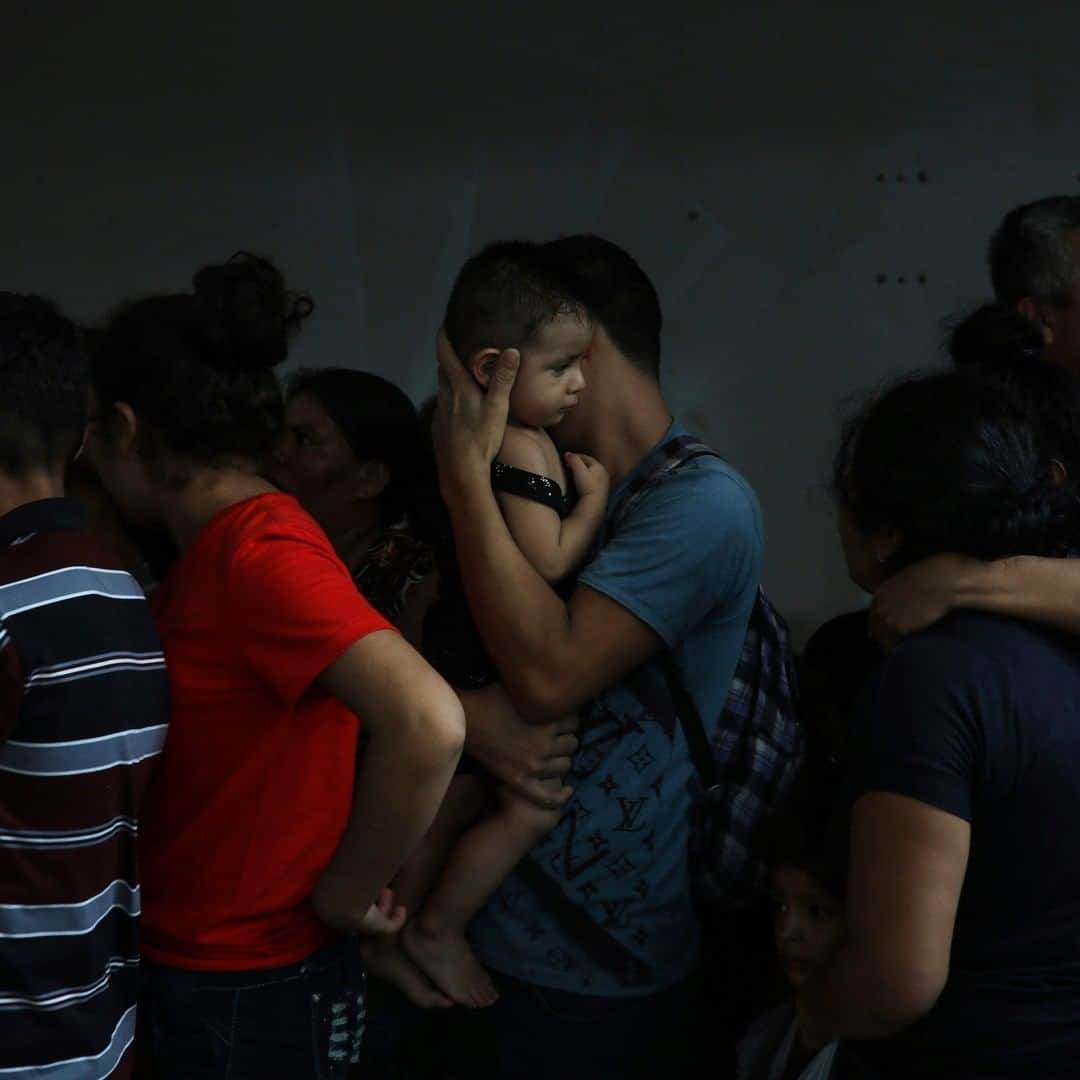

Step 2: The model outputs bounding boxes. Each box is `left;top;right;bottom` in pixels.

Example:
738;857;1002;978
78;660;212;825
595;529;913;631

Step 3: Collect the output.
433;235;764;1077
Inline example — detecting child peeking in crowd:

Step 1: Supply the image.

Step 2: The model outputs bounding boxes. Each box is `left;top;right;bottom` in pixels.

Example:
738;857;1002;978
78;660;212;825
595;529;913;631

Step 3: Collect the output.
396;242;608;1007
737;771;855;1080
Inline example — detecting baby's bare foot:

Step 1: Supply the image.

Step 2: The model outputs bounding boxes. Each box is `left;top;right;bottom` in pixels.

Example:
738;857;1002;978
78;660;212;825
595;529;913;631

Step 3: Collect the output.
359;935;454;1009
403;921;499;1009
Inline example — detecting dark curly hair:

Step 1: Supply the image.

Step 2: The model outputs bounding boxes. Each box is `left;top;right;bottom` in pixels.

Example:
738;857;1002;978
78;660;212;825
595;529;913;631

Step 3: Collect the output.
0;292;89;475
946;302;1080;485
947;302;1045;369
443;241;586;363
834;371;1080;569
92;252;311;484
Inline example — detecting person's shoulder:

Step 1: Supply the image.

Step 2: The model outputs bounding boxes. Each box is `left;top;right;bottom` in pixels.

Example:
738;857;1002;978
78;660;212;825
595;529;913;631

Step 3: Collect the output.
497;425;560;479
640;451;762;541
217;494;344;586
221;492;332;547
875;611;1022;713
896;610;1043;664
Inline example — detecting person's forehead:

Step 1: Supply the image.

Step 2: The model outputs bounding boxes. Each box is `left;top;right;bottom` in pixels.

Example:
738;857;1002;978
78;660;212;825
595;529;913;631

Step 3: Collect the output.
286;392;334;428
532;312;593;350
771;865;824;896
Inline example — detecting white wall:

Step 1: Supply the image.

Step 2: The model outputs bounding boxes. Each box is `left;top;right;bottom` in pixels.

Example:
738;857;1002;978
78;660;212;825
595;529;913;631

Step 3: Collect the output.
5;0;1080;641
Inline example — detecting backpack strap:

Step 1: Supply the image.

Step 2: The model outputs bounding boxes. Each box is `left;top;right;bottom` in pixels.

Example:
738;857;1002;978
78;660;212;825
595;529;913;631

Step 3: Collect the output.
610;433;726;799
508;434;723;988
606;435;716;539
656;651;721;800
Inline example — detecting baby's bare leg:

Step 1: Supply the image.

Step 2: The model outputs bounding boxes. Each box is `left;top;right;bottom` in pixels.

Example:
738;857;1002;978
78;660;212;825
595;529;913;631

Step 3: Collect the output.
360;775;489;1009
404;781;562;1008
391;774;490;912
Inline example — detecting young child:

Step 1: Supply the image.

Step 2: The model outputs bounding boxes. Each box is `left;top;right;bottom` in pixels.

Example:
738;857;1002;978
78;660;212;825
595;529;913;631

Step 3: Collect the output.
736;780;849;1080
399;241;609;1008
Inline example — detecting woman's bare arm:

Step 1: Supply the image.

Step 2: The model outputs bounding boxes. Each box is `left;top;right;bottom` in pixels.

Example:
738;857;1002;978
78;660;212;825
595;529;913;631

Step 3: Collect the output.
312;630;465;932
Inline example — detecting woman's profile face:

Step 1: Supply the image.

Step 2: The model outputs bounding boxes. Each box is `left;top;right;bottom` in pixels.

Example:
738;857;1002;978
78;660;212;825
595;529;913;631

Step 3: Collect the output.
270;393;370;543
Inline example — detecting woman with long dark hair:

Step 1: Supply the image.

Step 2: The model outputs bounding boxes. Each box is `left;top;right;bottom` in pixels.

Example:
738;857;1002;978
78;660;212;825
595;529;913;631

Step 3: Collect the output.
799;370;1080;1077
271;368;440;644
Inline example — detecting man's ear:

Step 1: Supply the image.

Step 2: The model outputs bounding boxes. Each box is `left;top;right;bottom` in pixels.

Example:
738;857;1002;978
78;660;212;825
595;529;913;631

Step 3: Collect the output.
1051;458;1069;487
468;348;502;389
111;402;139;454
1018;297;1057;346
353;460;390;500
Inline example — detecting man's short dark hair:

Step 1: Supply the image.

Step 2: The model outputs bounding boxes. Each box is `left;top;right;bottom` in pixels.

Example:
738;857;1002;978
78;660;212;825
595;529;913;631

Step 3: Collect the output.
443;241;585;361
0;293;89;475
544;235;661;377
989;196;1080;307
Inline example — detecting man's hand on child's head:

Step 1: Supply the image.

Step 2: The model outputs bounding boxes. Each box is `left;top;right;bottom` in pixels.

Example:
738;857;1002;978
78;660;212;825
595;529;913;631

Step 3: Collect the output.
358;887;407;938
433;328;520;501
564;452;610;503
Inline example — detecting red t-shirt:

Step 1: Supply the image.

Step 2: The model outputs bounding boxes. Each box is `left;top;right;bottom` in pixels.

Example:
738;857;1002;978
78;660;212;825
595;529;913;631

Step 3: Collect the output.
140;493;392;971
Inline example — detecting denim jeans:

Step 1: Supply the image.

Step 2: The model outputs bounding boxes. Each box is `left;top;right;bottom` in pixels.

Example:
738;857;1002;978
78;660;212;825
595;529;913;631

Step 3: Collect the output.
139;937;366;1080
479;971;716;1080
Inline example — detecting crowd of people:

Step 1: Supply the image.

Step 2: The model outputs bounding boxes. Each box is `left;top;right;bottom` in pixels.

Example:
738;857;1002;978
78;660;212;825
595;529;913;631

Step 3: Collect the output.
4;197;1080;1079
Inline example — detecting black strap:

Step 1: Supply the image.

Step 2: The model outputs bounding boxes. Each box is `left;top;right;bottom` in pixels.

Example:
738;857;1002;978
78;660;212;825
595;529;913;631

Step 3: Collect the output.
656;651;720;796
491;461;575;519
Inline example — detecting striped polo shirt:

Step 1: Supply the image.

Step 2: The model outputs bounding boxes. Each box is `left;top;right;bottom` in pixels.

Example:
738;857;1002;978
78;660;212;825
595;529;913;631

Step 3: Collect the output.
0;499;169;1079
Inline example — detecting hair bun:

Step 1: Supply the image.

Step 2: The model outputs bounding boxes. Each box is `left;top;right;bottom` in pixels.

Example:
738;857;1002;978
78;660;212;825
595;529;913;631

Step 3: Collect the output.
192;251;313;374
948;302;1044;370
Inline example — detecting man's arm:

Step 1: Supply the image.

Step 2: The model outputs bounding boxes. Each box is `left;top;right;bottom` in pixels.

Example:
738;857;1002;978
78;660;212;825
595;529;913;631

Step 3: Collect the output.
432;335;661;717
799;791;969;1038
432;330;758;719
871;554;1080;647
444;473;662;717
458;683;579;807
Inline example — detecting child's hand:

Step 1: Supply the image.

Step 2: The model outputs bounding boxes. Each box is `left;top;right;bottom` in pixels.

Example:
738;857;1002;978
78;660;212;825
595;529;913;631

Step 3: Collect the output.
358;887;408;938
565;453;610;503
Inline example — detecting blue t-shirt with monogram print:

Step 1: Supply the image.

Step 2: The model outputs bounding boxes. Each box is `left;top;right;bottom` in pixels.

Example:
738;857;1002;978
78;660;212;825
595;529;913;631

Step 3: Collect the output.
468;422;763;996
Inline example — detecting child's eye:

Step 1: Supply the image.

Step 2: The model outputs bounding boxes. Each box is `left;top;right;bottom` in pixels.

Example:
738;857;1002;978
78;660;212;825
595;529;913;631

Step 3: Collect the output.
809;905;834;922
551;364;569;376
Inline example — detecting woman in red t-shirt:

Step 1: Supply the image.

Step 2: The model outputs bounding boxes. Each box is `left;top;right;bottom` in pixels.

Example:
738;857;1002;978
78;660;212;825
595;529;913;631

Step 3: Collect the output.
85;253;465;1079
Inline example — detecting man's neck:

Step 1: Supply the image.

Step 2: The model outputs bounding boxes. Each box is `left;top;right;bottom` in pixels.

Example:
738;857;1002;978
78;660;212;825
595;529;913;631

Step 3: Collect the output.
583;382;672;489
0;470;65;521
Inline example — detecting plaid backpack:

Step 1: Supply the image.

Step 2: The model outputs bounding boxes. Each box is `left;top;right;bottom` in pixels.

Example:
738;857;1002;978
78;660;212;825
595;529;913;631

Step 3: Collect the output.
608;435;806;908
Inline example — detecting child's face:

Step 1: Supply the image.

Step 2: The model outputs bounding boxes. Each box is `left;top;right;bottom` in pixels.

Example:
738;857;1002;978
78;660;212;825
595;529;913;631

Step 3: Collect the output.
771;865;844;989
508;313;592;429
